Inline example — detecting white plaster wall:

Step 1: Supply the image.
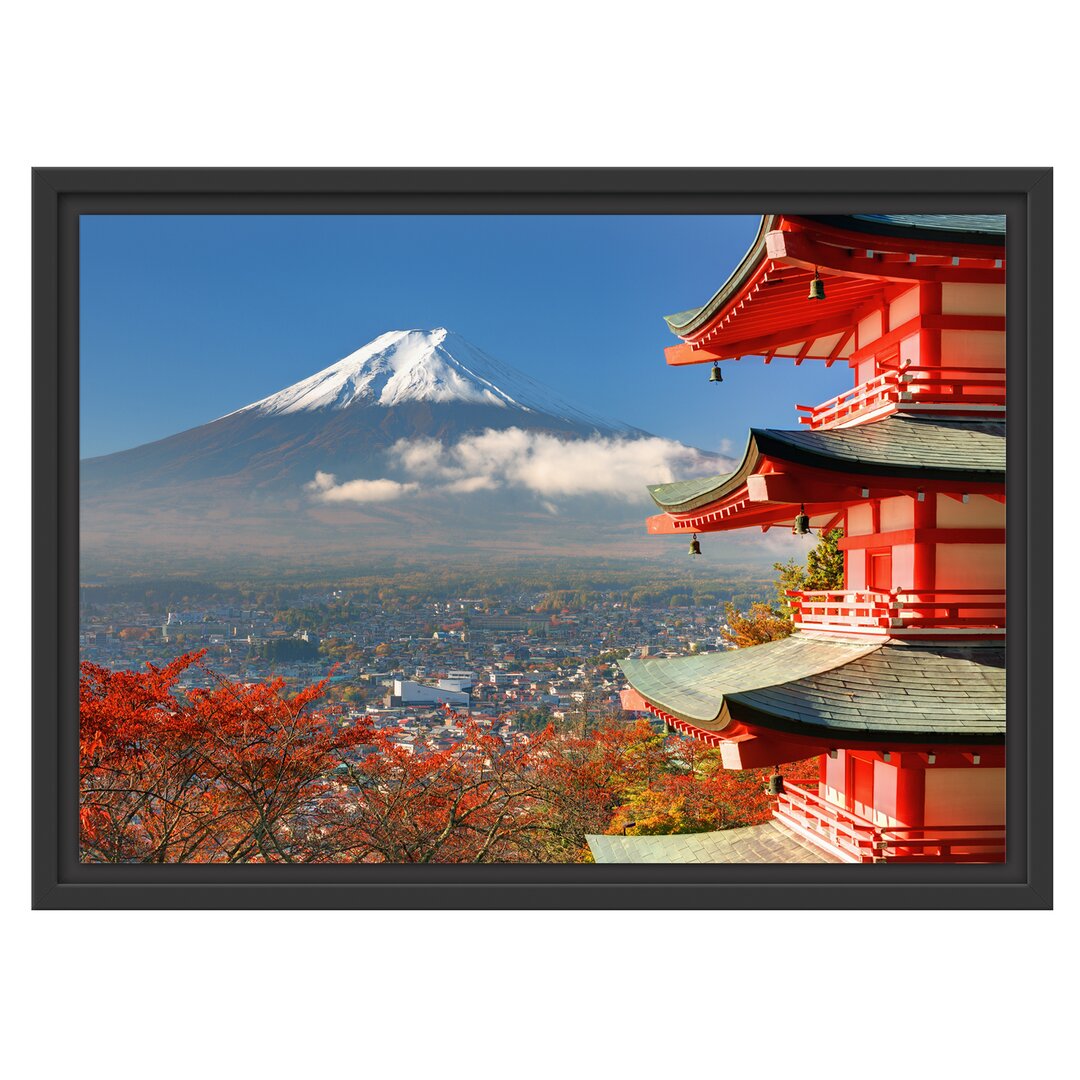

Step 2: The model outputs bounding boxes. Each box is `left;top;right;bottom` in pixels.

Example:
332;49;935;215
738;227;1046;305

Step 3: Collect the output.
936;494;1005;528
872;760;898;827
823;751;846;808
942;283;1006;316
891;544;915;589
858;311;882;349
935;544;1006;588
924;768;1005;826
941;329;1005;367
889;286;920;328
847;549;866;589
847;504;874;536
898;332;921;367
880;495;913;532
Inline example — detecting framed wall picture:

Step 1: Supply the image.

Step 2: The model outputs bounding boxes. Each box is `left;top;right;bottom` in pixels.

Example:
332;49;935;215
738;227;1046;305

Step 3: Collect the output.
32;167;1052;908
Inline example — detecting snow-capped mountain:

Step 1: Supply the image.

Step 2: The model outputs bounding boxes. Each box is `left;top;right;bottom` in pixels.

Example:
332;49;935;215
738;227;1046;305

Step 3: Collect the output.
231;328;629;432
80;329;719;573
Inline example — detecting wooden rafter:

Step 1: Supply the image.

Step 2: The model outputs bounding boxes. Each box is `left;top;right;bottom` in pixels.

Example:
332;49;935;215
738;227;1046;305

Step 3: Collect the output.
766;230;1007;286
826;326;855;367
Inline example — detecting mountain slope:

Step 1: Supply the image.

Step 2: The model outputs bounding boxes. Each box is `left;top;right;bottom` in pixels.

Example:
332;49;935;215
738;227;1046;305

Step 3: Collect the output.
82;329;640;496
80;329;719;573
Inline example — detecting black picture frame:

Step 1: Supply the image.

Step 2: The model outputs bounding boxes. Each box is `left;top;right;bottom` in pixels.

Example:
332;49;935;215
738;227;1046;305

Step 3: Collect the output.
32;167;1053;909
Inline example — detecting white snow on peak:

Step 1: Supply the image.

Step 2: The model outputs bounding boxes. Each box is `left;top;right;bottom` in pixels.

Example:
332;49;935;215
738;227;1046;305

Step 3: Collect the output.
231;329;626;430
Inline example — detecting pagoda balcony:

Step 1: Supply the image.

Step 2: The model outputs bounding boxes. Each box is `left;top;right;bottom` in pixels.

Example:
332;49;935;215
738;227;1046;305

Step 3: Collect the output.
774;780;1006;863
795;367;1006;430
786;588;1006;638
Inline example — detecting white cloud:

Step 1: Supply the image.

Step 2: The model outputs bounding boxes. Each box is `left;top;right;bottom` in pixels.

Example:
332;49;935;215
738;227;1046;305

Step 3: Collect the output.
442;474;500;494
304;470;339;493
307;475;419;504
387;428;726;502
394;439;452;478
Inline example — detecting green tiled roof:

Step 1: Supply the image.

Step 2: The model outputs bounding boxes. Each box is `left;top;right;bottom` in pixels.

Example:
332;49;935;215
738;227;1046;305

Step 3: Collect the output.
648;415;1006;513
620;637;1005;742
586;821;840;864
850;214;1006;236
647;470;738;510
758;415;1006;475
621;636;877;723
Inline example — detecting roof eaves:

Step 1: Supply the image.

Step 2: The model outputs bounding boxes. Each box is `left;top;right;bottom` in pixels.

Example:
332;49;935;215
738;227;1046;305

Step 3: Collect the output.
663;215;775;337
812;214;1007;244
647;432;760;512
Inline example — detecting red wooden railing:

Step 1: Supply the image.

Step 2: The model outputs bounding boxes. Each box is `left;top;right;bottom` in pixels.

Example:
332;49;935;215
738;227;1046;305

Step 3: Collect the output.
786;589;1006;634
796;366;1006;429
774;780;1006;863
796;372;899;429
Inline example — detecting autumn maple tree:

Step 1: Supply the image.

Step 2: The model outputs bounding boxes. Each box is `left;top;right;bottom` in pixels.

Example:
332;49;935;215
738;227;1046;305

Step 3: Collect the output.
720;601;794;648
81;654;825;864
310;721;551;863
79;650;373;862
607;740;819;837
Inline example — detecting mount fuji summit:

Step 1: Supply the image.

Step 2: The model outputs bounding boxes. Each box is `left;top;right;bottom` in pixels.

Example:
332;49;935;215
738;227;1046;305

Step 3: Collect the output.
232;328;633;427
81;329;719;573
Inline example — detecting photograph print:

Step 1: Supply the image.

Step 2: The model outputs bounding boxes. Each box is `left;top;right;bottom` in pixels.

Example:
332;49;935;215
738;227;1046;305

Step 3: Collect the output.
78;210;1007;866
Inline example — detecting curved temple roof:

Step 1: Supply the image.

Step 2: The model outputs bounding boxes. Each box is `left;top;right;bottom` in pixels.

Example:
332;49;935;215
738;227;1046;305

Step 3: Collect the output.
620;635;1005;743
665;215;775;336
648;414;1006;513
587;822;840;864
665;213;1007;339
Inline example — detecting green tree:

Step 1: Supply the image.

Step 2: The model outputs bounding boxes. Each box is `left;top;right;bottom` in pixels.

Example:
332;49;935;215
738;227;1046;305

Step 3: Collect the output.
773;527;845;613
721;527;846;646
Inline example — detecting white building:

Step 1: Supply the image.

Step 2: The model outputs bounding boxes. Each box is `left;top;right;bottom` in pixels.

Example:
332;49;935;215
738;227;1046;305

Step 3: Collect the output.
389;679;470;708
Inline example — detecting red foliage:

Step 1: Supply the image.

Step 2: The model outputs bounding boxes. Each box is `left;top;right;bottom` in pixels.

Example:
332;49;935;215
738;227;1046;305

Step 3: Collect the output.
80;656;824;863
607;738;819;837
80;651;373;862
312;722;551;863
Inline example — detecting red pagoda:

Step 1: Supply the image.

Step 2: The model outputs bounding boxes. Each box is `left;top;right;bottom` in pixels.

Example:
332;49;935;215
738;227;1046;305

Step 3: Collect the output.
610;213;1006;865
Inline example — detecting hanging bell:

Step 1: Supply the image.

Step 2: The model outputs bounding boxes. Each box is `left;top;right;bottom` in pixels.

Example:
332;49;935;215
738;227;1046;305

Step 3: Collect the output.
808;268;826;301
688;533;702;557
792;504;811;536
709;362;723;383
767;774;785;795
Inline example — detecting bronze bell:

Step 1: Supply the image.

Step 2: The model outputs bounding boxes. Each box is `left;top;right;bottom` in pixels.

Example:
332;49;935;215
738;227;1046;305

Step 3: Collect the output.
808;269;826;301
767;774;785;795
709;362;723;383
688;533;702;557
792;505;811;535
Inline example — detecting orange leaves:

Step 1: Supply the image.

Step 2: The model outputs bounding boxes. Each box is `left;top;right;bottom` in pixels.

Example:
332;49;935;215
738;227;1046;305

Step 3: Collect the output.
81;654;824;864
609;744;821;837
79;652;373;863
720;602;793;649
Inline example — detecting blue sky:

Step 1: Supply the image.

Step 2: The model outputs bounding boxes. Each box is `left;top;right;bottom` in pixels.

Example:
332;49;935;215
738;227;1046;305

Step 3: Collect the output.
80;214;853;459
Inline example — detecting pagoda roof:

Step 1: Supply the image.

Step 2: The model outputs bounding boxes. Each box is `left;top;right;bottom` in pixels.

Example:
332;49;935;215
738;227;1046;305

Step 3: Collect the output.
648;415;1006;513
619;636;1005;743
664;213;1006;356
842;214;1006;238
665;214;778;336
586;821;840;864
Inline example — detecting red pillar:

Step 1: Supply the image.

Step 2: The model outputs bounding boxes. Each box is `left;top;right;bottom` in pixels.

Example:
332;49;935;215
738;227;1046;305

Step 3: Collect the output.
919;282;942;367
912;493;936;592
894;756;927;827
